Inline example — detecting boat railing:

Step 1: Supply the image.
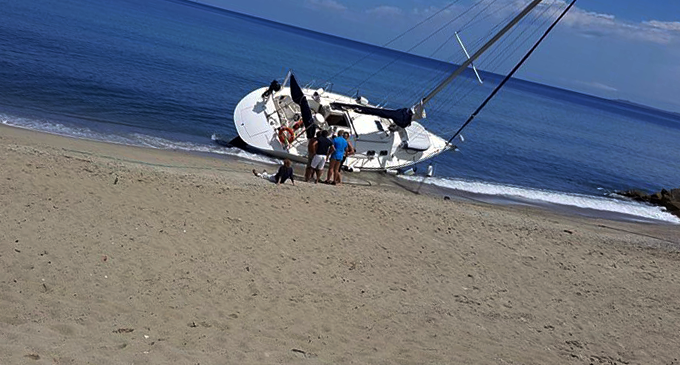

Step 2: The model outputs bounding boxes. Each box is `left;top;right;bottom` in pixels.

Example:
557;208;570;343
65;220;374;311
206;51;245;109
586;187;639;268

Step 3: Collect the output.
302;80;334;93
304;80;317;90
281;69;292;88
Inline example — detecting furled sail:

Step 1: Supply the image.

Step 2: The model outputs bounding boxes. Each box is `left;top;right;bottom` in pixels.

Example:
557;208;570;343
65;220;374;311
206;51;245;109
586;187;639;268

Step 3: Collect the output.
289;74;316;138
330;102;413;129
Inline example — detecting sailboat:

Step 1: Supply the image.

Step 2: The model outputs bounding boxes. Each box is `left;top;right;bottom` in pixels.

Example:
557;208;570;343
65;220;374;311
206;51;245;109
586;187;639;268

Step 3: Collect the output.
230;0;574;172
232;72;449;172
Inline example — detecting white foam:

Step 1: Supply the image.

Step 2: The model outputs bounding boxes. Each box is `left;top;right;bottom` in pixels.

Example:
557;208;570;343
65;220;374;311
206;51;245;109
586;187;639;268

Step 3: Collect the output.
131;133;278;164
1;113;138;144
1;113;279;165
401;176;680;224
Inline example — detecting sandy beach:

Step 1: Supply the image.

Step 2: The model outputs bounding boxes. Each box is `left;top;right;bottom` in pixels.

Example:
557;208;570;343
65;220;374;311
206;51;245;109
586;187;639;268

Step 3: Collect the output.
1;124;679;364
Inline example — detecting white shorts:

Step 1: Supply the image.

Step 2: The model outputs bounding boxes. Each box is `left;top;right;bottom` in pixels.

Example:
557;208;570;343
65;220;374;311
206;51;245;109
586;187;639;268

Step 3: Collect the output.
311;154;326;170
257;172;276;182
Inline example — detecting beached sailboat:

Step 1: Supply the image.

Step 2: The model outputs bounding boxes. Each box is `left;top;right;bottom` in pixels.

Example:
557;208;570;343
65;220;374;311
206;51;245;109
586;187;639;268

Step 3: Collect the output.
232;73;448;172
230;0;574;172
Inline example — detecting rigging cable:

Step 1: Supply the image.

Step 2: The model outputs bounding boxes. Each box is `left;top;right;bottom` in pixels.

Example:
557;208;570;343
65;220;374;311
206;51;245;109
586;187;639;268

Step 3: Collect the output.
431;1;560;120
364;6;484;108
387;0;505;108
446;0;577;145
432;1;560;119
409;0;576;196
458;0;516;33
429;0;510;62
427;4;548;119
466;9;520;52
349;0;489;93
456;0;500;33
349;0;515;108
324;0;464;83
479;0;561;77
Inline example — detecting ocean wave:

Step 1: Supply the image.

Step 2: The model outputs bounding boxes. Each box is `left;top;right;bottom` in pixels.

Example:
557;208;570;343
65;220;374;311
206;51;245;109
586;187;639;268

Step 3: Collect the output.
1;112;279;165
131;133;279;164
400;175;680;224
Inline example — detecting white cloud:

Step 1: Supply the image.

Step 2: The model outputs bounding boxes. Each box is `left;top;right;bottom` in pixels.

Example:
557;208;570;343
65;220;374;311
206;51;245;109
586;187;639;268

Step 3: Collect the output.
366;5;403;18
550;78;619;98
411;5;453;17
574;80;618;93
522;0;680;45
305;0;347;12
303;0;680;46
643;20;680;32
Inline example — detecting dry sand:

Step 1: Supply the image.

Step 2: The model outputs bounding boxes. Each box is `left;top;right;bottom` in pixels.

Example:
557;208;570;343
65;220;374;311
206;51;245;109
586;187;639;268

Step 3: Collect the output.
1;124;679;364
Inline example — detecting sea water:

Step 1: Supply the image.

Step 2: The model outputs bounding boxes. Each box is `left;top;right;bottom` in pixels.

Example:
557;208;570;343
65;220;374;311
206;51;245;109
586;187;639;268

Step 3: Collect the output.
1;0;679;223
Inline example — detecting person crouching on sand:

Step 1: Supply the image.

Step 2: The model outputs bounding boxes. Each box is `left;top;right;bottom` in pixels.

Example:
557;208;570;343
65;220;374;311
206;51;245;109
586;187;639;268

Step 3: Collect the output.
253;159;295;185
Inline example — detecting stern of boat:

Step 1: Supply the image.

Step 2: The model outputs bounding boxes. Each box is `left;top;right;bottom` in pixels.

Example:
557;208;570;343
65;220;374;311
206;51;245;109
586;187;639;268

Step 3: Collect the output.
233;86;309;163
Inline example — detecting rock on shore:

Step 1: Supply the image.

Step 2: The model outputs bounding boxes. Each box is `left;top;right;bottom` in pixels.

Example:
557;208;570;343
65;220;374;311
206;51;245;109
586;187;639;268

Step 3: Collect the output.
619;188;680;217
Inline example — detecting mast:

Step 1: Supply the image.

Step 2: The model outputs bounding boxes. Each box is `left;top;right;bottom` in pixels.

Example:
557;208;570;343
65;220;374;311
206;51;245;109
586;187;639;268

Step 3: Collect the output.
447;0;577;144
419;0;543;107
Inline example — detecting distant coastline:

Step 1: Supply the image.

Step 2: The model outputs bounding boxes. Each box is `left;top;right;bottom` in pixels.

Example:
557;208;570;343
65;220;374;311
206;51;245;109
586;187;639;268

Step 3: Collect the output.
613;99;680;117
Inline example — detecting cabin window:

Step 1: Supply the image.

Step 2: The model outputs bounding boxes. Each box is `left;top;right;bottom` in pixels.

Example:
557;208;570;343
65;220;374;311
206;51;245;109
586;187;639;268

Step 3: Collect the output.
374;120;384;132
325;113;348;127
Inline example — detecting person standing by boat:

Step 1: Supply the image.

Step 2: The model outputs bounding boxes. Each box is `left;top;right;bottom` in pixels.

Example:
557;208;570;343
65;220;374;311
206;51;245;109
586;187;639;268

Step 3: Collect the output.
310;130;334;184
304;131;319;182
340;131;355;168
253;159;295;185
325;132;350;185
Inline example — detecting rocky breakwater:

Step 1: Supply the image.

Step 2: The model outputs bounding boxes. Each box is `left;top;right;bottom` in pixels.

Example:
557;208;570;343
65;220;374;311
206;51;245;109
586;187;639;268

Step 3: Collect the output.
619;188;680;218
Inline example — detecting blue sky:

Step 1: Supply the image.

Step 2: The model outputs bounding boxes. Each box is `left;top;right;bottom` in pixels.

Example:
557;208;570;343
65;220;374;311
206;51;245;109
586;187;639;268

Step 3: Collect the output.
199;0;680;112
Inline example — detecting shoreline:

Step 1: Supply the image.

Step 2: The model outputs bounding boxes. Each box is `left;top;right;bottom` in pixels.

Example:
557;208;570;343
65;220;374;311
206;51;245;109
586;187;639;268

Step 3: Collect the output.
1;123;678;239
4;121;678;225
2;123;680;364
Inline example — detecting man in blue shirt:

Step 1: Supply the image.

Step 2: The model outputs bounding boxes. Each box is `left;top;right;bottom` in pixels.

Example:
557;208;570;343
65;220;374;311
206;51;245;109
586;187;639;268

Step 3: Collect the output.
325;132;351;185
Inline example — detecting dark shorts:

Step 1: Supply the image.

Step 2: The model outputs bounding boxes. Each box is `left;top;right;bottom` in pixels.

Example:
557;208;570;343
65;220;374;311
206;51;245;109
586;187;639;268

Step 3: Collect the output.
306;154;314;167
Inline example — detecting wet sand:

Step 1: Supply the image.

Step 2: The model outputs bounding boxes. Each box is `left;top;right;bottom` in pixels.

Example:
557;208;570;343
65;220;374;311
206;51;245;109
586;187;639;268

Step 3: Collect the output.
1;124;679;364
